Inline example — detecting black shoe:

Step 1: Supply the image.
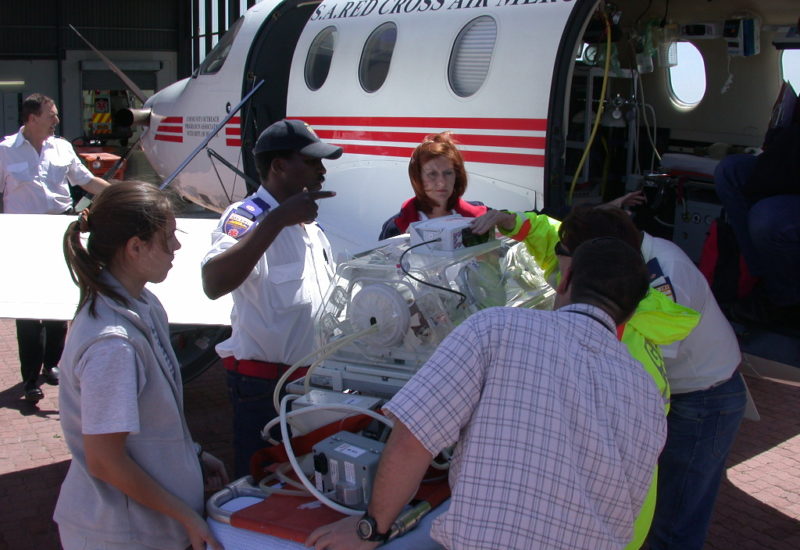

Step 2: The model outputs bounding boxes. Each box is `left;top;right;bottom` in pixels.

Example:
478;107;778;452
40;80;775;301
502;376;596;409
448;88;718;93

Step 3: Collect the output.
24;386;44;403
42;366;60;386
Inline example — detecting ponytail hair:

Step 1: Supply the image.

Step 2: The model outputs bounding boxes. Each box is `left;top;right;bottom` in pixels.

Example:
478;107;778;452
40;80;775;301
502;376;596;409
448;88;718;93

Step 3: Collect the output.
63;181;177;317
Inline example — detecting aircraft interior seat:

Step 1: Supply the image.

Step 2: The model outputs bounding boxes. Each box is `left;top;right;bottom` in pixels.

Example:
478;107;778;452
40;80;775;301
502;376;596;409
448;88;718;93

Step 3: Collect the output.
660;152;720;181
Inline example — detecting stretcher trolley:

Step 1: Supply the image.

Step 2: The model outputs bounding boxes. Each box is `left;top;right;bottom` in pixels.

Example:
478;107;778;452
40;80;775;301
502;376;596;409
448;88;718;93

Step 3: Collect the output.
207;476;451;549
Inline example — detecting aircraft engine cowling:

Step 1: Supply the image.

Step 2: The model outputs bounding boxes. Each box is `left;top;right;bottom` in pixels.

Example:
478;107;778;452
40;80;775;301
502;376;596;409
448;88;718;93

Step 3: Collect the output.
114;108;151;128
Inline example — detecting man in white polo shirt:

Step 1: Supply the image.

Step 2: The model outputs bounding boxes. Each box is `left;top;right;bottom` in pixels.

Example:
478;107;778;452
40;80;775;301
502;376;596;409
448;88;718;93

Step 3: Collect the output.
0;93;109;403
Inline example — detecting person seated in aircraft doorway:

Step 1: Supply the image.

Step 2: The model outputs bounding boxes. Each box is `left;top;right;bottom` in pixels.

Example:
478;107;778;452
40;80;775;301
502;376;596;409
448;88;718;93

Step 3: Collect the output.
307;237;667;550
476;203;746;550
378;132;490;240
713;120;800;327
55;182;228;550
201;119;342;479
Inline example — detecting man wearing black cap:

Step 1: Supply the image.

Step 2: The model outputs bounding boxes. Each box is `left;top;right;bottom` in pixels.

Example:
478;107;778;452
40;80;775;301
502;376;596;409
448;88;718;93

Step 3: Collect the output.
201;119;342;477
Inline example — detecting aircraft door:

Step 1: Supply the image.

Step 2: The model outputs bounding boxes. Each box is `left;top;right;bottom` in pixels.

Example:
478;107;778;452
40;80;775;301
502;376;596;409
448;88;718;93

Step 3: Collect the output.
239;0;318;188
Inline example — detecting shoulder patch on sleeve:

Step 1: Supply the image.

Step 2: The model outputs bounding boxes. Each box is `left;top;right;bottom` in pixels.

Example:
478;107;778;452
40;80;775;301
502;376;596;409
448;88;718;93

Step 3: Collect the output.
222;211;255;239
222;197;271;240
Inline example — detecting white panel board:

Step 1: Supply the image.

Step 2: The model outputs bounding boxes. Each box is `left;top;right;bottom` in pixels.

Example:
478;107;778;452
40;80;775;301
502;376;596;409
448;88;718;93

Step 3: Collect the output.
0;214;232;325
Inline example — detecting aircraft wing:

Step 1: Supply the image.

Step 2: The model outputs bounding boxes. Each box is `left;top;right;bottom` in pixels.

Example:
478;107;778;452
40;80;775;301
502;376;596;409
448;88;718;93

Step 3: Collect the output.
0;214;232;326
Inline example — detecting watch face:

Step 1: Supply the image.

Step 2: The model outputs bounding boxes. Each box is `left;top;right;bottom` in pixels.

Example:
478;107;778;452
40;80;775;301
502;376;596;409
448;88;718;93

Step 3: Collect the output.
357;517;374;540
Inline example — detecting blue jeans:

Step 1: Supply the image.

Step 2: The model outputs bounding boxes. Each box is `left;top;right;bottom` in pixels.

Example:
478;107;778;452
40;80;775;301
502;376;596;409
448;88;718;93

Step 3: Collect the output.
226;371;280;479
715;154;800;305
649;372;747;550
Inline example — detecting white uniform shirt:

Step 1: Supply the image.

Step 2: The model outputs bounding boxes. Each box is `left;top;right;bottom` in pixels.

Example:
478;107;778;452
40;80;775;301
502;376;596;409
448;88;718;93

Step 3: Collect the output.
202;187;335;365
0;128;93;214
641;232;741;393
385;304;666;550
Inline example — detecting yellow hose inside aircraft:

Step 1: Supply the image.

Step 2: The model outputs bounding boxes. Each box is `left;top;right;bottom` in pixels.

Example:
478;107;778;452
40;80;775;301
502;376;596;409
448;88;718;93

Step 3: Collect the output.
568;6;613;204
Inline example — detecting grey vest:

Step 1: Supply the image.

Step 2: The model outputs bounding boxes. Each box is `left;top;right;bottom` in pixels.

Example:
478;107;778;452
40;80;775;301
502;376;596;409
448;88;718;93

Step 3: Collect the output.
54;275;203;548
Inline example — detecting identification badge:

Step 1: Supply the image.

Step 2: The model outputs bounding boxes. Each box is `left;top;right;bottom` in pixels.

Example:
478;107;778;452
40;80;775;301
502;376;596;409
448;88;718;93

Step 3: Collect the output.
647;257;676;301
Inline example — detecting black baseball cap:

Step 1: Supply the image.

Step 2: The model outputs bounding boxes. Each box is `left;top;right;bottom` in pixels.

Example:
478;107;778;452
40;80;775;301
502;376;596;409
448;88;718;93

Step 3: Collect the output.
253;119;343;159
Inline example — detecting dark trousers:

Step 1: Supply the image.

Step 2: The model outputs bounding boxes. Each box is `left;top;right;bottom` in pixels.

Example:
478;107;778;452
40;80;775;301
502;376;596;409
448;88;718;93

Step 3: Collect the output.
715;154;800;305
650;372;747;550
225;371;280;479
16;319;67;388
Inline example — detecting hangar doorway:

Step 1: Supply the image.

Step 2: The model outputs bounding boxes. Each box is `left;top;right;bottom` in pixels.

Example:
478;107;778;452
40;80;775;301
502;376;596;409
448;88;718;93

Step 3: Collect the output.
79;60;160;146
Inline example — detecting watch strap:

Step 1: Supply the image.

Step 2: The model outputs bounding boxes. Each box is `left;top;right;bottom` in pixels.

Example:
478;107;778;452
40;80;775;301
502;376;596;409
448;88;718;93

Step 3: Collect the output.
358;512;390;542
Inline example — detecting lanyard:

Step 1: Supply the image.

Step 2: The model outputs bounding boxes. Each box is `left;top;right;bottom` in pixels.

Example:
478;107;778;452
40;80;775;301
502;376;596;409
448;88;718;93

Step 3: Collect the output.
569;310;615;335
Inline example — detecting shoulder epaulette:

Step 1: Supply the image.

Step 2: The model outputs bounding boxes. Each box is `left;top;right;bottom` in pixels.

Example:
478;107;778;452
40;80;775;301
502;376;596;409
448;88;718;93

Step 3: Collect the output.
222;197;271;239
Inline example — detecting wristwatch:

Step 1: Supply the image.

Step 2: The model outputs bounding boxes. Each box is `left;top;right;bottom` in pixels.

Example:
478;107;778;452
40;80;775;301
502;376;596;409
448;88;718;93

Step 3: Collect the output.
356;512;390;542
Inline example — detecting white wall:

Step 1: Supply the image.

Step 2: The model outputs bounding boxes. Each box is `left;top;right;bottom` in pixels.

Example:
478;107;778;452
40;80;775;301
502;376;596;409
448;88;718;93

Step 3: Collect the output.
0;60;59;135
641;31;784;148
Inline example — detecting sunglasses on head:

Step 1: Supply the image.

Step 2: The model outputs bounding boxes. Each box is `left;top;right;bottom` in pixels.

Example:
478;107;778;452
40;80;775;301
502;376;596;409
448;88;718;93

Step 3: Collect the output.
554;241;571;257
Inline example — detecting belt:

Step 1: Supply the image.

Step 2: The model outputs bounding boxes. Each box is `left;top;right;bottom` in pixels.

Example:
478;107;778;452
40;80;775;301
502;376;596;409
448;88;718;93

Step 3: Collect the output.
710;368;740;389
222;357;308;381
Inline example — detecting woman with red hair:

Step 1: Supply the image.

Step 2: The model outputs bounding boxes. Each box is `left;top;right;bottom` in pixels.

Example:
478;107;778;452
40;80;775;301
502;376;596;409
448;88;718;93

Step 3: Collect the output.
379;132;488;239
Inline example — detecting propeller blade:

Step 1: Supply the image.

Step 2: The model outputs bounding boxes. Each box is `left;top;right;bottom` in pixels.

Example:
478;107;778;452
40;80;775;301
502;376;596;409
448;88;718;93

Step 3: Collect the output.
68;24;148;104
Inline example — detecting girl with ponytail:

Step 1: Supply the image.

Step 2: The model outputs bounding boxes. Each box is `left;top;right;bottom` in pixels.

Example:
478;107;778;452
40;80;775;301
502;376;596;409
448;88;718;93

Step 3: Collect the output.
55;181;228;550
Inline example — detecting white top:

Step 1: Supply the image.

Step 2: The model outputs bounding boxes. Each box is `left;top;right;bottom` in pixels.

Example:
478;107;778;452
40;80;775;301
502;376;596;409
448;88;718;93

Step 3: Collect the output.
385;304;666;550
0;128;93;214
202;187;335;364
641;232;741;393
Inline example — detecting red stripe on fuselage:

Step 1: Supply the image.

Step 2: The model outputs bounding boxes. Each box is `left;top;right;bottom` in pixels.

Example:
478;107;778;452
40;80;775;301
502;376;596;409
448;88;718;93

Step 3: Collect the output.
294;116;547;132
155;134;183;143
156;125;183;133
337;144;543;167
290;116;547;167
315;129;545;150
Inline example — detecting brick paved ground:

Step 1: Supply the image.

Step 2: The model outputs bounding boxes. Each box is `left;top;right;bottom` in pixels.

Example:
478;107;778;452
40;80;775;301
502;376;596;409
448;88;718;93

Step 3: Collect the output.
1;318;798;549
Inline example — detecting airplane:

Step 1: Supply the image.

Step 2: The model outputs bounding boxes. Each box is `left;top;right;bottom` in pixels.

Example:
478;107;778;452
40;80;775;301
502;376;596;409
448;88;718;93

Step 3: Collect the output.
123;0;799;378
2;0;798;383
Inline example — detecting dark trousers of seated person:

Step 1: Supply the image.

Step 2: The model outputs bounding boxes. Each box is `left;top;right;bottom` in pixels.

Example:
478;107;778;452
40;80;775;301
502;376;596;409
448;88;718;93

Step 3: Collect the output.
714;154;800;306
16;319;67;389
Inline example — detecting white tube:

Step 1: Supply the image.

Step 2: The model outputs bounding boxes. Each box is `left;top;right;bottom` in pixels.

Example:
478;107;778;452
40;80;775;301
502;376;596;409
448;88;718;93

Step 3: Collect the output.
261;400;393;441
272;323;382;414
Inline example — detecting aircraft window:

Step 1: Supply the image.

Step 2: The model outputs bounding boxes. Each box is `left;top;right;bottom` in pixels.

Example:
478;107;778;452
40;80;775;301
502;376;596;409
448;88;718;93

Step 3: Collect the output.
667;42;706;107
781;50;800;92
359;22;397;93
449;16;497;98
198;17;244;76
306;27;337;91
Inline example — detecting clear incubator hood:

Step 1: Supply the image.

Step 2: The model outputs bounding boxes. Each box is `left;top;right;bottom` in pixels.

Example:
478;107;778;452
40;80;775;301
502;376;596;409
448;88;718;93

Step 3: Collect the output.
305;233;556;398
